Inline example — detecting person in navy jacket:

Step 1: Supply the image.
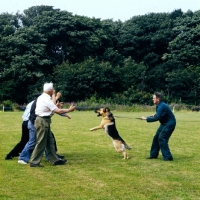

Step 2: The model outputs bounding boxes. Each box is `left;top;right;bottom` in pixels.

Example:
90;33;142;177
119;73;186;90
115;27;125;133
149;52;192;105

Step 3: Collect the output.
141;92;176;161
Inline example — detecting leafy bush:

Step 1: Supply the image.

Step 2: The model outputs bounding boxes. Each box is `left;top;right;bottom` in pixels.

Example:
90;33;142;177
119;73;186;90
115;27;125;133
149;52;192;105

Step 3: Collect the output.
1;100;13;111
3;100;12;107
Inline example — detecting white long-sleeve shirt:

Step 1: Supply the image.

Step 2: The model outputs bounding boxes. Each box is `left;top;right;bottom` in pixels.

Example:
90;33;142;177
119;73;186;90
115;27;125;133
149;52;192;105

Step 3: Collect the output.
22;101;34;121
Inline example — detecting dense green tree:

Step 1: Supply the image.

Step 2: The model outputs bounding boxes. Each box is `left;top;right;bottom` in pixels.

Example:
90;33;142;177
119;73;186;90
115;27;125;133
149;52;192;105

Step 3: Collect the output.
0;7;200;105
53;58;122;101
166;66;200;104
162;11;200;67
0;13;21;98
21;5;57;26
0;13;20;36
0;13;20;102
0;26;50;103
21;7;116;65
117;12;177;67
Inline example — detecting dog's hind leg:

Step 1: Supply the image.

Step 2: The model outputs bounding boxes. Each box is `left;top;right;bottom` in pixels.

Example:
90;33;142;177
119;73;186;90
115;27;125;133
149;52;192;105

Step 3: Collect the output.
113;140;129;159
122;151;128;160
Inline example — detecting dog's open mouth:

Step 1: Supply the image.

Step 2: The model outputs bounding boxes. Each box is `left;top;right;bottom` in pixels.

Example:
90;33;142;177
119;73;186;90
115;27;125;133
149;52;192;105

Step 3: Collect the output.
94;110;101;117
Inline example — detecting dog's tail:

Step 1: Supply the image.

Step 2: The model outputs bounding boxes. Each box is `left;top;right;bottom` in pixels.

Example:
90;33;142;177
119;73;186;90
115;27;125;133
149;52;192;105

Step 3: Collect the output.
124;144;132;150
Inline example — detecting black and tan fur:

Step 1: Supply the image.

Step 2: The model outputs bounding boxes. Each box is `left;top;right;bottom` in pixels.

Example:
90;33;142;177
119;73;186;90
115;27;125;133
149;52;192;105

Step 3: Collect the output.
90;107;131;159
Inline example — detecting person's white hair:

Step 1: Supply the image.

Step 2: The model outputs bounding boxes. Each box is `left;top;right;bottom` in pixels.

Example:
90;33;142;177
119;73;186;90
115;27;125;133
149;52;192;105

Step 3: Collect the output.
43;82;54;92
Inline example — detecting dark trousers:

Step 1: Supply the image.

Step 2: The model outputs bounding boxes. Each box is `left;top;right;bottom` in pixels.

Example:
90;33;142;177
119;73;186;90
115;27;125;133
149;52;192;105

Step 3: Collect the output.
150;123;176;159
52;132;57;152
7;120;29;157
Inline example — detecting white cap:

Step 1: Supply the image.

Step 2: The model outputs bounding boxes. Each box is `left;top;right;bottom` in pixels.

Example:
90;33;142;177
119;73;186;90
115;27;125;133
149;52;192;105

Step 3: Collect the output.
43;82;54;92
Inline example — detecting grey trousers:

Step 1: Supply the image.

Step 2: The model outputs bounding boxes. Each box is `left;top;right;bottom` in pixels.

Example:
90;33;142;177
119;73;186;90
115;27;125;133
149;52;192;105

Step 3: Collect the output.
30;117;59;165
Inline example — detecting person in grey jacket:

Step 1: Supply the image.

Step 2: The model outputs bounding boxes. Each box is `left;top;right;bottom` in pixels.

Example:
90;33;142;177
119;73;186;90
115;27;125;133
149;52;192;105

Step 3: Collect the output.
141;92;176;161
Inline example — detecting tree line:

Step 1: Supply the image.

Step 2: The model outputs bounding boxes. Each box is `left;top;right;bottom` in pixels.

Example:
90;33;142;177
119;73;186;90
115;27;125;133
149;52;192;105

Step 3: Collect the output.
0;6;200;105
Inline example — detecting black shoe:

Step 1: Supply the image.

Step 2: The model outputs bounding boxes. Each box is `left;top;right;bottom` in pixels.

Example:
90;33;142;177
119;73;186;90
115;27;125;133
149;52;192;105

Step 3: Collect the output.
163;158;173;161
147;156;157;159
5;154;13;160
54;159;67;165
57;154;64;159
30;163;44;167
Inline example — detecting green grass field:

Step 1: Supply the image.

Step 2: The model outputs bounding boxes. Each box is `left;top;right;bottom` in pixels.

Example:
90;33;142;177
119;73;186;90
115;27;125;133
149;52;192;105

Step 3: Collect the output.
1;110;200;200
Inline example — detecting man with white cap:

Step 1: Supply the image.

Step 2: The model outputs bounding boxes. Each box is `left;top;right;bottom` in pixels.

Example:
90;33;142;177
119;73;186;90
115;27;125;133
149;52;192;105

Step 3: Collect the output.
29;82;75;167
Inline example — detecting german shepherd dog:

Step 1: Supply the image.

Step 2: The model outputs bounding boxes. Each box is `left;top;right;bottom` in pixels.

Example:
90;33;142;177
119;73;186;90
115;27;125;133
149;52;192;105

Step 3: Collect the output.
90;107;131;159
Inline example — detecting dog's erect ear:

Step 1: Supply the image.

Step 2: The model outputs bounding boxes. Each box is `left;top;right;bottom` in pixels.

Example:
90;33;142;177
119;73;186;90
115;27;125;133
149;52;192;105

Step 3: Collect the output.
105;107;110;112
103;107;110;112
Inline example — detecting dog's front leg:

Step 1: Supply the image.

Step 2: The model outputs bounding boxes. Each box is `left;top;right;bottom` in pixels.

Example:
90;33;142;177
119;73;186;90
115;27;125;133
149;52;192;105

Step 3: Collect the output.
90;125;103;131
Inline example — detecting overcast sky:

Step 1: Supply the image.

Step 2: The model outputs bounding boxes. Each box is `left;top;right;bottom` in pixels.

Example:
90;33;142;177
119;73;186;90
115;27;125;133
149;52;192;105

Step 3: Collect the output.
0;0;199;21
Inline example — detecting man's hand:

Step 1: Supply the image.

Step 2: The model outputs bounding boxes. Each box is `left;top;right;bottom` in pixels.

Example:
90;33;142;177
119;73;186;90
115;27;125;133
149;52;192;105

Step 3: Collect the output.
141;116;147;120
56;92;61;100
69;104;76;112
56;101;63;108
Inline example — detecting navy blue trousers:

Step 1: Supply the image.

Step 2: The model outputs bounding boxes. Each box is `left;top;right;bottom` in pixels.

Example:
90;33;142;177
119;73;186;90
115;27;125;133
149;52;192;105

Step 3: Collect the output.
150;123;176;160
